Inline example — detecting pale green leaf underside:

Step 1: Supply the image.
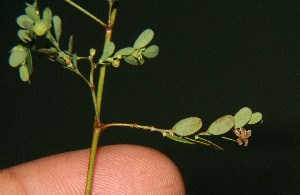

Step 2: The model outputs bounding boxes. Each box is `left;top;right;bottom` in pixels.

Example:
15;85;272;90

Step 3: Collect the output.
100;42;115;60
18;30;32;43
19;65;29;82
248;112;263;124
25;5;40;22
124;55;139;65
173;117;202;136
17;15;33;29
133;29;154;49
53;15;62;42
207;115;235;135
114;47;135;57
143;45;159;58
234;107;252;128
43;7;52;29
9;50;27;67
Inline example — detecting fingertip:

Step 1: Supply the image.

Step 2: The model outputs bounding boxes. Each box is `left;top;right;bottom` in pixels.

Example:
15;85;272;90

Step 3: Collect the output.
0;144;185;194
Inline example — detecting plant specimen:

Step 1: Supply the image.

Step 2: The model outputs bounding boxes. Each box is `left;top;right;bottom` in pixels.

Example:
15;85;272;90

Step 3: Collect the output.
8;0;263;194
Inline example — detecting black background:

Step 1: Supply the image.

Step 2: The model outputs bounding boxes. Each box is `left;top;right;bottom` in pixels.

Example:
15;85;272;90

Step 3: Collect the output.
1;0;299;194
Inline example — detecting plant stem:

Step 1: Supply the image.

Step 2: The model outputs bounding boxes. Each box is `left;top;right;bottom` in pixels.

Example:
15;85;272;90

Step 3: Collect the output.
85;1;118;194
88;57;100;120
102;123;169;134
221;136;237;142
64;0;107;28
85;125;101;195
96;66;106;119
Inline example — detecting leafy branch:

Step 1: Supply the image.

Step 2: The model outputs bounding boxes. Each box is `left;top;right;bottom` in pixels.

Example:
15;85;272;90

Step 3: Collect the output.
8;1;263;194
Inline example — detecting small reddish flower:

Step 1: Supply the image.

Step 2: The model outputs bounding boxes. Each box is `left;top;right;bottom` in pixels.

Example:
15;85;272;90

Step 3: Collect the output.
233;128;252;146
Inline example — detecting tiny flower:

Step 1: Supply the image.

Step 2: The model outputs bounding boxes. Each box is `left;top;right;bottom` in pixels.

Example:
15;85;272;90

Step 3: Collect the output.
233;128;252;146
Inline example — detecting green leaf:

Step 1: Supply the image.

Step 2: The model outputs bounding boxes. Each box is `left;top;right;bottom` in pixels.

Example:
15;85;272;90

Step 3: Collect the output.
100;42;115;61
68;35;74;55
133;29;154;49
17;30;32;43
207;115;235;135
33;21;47;36
9;46;28;67
142;45;159;58
36;48;58;56
124;55;139;65
43;7;52;29
19;65;30;82
25;4;40;22
114;47;135;57
72;53;78;69
248;112;263;124
165;134;195;144
53;15;62;42
172;117;202;136
26;49;33;75
234;107;252;128
17;15;33;29
23;21;34;32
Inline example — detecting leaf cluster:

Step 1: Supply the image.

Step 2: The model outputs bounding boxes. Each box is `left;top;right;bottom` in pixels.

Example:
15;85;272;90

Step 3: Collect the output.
165;107;262;150
99;29;159;67
9;2;63;82
9;3;159;84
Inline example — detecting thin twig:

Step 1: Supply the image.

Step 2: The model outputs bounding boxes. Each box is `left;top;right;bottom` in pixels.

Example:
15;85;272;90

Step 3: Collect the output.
64;0;107;28
102;123;169;134
221;136;237;142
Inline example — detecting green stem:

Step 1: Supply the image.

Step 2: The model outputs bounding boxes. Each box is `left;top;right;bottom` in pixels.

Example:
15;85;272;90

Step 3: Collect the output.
46;31;61;51
85;125;101;195
102;123;169;134
193;136;224;151
221;136;237;142
88;57;100;120
85;1;118;194
96;66;106;119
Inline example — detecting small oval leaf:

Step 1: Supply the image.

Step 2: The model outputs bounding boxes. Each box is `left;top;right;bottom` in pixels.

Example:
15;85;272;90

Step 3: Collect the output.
207;115;235;135
19;65;30;82
17;30;32;43
53;15;62;42
133;29;154;49
9;46;28;67
100;42;115;60
124;55;139;65
25;5;40;22
114;47;135;57
234;107;252;128
143;45;159;58
248;112;263;124
43;7;52;29
173;117;202;136
17;15;33;29
23;21;34;32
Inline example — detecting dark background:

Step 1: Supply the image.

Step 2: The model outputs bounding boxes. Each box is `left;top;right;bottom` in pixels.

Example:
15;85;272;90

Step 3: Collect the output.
1;0;299;194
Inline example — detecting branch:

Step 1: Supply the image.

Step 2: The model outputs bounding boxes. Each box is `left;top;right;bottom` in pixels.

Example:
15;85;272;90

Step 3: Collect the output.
64;0;107;28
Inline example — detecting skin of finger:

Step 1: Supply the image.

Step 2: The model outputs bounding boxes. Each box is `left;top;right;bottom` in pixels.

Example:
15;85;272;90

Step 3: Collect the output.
0;144;185;194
